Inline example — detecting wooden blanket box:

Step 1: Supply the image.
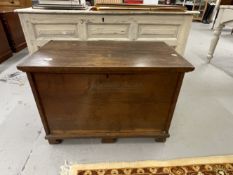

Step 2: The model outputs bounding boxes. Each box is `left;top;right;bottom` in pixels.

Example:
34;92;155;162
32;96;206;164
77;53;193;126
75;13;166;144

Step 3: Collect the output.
17;41;194;144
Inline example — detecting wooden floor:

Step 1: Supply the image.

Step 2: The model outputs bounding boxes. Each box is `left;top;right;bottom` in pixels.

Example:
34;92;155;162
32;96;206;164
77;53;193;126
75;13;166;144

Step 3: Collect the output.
0;23;233;175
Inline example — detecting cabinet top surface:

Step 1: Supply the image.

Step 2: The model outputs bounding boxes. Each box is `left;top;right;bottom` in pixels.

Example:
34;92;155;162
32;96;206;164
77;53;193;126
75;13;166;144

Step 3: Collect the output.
18;41;194;73
15;7;198;15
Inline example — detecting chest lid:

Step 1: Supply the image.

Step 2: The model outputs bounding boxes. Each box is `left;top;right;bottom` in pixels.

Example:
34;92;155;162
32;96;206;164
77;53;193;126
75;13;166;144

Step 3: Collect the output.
17;41;194;73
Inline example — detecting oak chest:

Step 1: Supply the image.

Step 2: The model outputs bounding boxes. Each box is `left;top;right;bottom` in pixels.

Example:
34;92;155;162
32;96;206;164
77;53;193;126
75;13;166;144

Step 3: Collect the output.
17;41;194;144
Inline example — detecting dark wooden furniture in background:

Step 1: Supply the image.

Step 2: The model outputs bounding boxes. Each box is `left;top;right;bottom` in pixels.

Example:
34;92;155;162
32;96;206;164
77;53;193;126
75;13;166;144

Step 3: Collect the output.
0;20;12;63
0;0;31;8
17;41;194;144
0;0;30;63
220;0;233;5
0;9;27;52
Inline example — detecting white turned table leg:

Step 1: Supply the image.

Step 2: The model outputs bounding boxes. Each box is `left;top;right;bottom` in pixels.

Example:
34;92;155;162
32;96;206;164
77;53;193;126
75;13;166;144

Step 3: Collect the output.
207;24;225;62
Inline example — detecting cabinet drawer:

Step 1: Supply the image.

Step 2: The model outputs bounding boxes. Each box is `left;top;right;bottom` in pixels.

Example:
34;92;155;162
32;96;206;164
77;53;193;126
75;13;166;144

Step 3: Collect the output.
138;24;179;38
34;24;79;38
87;23;130;40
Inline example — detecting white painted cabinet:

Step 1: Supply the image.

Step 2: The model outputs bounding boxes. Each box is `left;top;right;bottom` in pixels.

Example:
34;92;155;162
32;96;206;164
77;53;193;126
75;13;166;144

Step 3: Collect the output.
16;8;196;55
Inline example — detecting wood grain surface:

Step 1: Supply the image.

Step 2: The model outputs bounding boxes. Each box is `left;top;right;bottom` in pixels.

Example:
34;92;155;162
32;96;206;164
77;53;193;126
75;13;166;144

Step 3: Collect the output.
18;41;194;73
0;19;12;63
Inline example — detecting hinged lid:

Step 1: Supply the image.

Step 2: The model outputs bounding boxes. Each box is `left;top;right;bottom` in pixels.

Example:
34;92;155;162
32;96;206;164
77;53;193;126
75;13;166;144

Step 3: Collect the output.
17;41;194;73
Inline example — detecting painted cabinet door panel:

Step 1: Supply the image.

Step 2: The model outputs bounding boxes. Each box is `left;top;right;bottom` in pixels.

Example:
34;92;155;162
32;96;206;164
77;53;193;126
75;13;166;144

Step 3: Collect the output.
18;12;193;55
